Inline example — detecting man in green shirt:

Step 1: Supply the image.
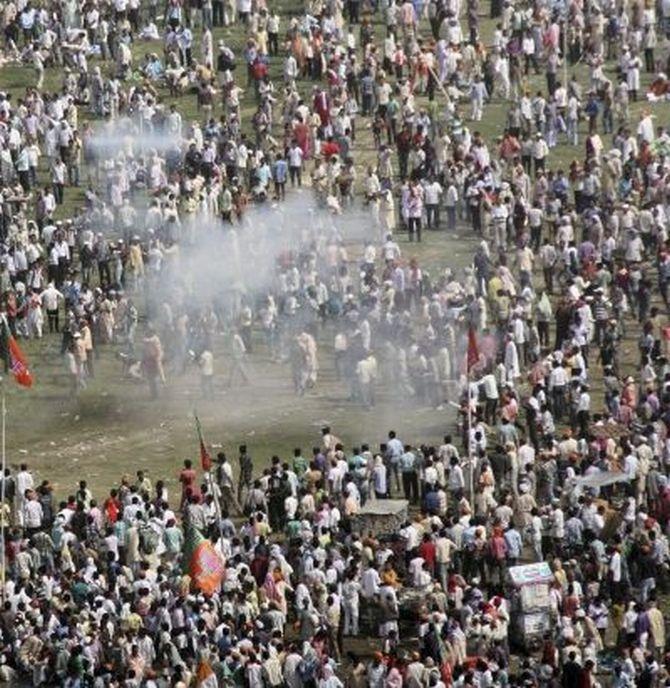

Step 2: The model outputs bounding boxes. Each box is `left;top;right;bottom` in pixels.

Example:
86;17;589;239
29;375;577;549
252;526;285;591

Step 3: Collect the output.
292;447;308;477
285;516;301;538
385;93;400;144
164;518;184;562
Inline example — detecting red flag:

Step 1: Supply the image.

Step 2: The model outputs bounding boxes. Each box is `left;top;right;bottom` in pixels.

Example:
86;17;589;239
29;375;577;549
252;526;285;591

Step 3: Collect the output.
467;327;479;372
9;336;33;388
199;438;212;472
194;415;212;472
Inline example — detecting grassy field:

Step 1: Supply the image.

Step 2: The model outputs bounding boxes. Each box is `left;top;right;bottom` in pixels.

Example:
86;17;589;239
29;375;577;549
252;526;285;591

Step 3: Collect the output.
4;222;472;501
0;3;663;499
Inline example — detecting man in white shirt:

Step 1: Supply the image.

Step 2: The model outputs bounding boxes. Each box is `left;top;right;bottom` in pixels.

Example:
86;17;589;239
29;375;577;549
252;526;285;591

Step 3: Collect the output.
284;493;298;520
15;464;34;526
530;508;543;562
288;144;303;187
518;440;536;473
42;282;64;333
638;111;655;143
528;203;544;251
609;546;623;599
166;104;183;136
445;181;459;230
481;373;499;425
51;159;67;205
199;350;214;398
399;519;421;551
549;362;568;421
360;564;381;599
623;451;639;481
576;384;591;438
104;529;120;560
435;530;456;590
423;177;443;229
566;94;580;145
23;492;43;535
448;456;465;495
216;453;242;515
532;132;549;172
382;234;401;261
490;197;509;250
550;500;565;556
20;5;37;41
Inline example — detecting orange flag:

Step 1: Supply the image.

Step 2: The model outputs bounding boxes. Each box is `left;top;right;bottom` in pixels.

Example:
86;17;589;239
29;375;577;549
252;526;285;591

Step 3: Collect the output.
184;526;225;596
196;660;219;687
9;337;33;388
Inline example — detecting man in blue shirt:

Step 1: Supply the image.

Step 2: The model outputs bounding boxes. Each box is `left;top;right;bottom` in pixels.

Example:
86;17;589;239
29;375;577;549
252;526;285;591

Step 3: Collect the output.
504;524;523;567
385;431;403;495
424;486;440;515
399;445;418;503
273;153;288;200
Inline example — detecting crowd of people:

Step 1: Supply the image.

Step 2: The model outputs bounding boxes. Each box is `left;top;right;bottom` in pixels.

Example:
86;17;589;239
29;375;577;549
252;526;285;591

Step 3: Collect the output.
2;0;670;685
1;414;670;687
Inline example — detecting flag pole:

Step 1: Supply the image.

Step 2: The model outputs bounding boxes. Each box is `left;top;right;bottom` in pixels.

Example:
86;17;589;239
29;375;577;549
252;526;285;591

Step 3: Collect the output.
465;327;478;512
467;367;474;511
194;412;225;546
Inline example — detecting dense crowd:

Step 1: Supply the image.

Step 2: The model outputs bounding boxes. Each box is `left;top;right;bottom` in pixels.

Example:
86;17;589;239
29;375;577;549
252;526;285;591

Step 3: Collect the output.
2;0;670;685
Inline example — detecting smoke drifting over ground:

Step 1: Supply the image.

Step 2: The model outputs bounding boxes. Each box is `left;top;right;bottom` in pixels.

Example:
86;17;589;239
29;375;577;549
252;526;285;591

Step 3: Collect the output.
90;116;182;158
88;120;464;447
176;201;381;309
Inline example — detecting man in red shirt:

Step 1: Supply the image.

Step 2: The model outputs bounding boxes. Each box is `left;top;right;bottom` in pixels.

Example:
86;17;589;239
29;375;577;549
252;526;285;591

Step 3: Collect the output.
103;488;121;524
178;459;200;508
418;532;436;575
321;136;340;159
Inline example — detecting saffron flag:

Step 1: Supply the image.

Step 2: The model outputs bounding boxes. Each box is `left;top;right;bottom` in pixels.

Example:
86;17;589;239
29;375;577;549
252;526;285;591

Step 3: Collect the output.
196;660;219;688
184;525;225;596
466;326;479;372
9;337;33;388
194;414;212;472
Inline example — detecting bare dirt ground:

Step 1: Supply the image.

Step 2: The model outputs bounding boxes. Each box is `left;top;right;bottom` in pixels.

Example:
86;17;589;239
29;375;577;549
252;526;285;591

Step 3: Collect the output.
9;208;475;499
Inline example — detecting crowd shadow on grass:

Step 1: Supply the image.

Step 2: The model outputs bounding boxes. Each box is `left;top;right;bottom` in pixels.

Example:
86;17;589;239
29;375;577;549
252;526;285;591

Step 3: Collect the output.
26;392;76;403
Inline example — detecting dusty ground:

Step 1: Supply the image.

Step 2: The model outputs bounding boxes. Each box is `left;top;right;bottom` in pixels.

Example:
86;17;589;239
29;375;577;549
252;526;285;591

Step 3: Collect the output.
7;207;475;498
